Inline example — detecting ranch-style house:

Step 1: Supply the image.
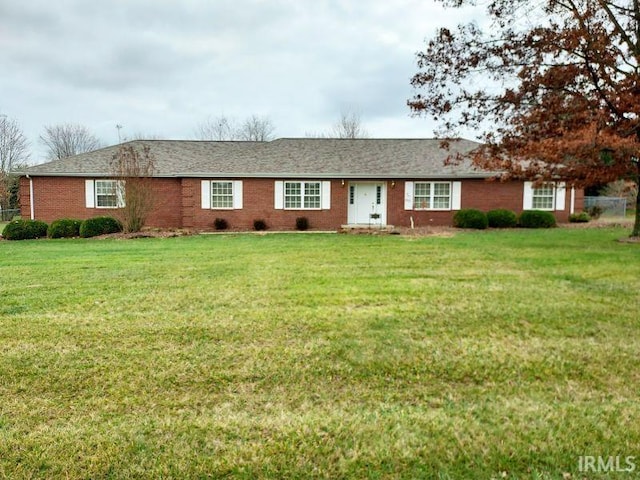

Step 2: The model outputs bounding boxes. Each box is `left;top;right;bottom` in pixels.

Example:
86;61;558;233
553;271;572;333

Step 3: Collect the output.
19;138;583;230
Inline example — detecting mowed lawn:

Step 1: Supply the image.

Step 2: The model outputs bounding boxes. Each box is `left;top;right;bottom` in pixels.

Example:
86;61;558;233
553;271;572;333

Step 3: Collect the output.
1;229;639;479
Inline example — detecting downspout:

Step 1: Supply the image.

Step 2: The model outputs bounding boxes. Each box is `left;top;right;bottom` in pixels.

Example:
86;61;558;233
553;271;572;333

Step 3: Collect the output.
26;174;35;220
570;186;575;215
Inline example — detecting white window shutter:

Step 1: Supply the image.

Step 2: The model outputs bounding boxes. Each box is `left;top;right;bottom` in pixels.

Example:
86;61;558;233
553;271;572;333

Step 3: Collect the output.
85;180;95;208
523;181;534;210
116;180;126;208
404;181;414;210
233;180;243;209
555;182;566;211
321;181;331;209
274;181;284;209
201;180;211;209
451;181;462;210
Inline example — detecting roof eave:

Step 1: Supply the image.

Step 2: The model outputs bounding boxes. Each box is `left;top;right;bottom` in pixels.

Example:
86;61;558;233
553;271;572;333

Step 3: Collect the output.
20;171;498;179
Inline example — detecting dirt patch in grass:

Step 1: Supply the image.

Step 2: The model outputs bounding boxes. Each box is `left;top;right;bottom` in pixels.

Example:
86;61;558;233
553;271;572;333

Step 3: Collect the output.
393;226;458;237
92;228;197;240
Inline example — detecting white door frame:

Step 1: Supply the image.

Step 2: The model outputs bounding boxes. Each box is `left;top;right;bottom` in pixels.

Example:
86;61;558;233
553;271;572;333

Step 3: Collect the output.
347;181;387;225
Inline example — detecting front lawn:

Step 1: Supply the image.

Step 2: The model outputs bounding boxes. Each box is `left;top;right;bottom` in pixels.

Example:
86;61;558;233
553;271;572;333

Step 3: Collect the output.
1;229;638;479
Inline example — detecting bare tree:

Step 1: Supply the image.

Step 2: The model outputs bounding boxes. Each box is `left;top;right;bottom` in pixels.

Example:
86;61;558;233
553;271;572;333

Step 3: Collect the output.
194;115;239;141
0;115;30;210
110;144;156;233
306;110;369;139
125;132;164;141
237;115;276;141
40;123;102;160
195;114;276;142
331;110;369;139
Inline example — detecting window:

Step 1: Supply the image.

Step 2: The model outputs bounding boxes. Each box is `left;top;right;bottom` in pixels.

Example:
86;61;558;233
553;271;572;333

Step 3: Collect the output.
532;184;555;210
201;180;242;210
211;181;233;209
285;181;321;209
95;180;119;208
414;182;451;210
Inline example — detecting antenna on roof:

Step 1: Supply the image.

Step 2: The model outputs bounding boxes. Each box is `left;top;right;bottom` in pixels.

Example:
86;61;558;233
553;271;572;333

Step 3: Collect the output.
116;124;123;143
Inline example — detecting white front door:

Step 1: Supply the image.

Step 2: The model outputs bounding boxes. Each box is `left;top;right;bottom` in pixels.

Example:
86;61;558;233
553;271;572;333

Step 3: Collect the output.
347;182;387;225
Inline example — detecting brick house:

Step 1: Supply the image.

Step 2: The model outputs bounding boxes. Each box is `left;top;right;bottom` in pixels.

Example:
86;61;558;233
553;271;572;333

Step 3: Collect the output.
19;138;583;230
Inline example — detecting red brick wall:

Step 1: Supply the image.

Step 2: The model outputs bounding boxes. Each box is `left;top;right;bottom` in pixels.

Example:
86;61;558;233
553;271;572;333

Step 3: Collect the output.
20;176;182;228
389;179;581;227
19;176;584;230
186;178;347;230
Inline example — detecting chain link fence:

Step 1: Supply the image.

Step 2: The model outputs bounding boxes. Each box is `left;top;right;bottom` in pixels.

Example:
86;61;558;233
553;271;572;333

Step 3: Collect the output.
583;197;627;218
0;208;20;221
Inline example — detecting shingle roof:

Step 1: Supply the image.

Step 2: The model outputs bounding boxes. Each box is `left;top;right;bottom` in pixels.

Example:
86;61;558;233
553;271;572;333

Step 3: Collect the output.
23;138;494;179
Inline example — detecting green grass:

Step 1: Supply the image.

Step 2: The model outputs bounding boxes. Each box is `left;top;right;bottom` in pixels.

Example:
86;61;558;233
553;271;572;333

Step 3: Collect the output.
1;229;639;479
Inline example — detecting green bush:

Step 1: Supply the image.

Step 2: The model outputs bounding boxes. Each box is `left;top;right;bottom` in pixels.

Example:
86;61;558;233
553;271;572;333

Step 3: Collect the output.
518;210;557;228
453;209;488;229
486;209;517;228
2;219;49;240
79;216;123;238
214;218;228;230
48;219;82;238
253;219;267;231
586;205;603;219
569;212;591;223
295;217;309;231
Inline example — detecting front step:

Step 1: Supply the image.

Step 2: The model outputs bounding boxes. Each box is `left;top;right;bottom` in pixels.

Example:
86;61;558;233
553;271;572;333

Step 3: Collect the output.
340;224;396;233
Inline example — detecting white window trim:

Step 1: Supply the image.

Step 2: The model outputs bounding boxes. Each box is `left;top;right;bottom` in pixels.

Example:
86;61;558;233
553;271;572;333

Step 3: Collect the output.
405;181;461;211
201;180;243;210
413;181;453;211
523;181;564;211
275;180;330;210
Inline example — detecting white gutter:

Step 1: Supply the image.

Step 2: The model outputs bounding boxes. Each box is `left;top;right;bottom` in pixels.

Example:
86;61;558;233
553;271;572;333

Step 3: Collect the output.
26;174;35;220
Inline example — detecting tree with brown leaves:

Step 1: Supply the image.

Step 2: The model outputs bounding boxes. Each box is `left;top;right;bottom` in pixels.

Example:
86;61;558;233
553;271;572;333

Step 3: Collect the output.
110;144;156;233
409;0;640;236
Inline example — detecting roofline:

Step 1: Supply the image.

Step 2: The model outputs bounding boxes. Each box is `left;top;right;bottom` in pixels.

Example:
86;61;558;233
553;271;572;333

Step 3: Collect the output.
19;172;497;179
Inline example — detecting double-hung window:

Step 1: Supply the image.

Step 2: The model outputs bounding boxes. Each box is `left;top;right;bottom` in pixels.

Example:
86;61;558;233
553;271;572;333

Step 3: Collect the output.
523;181;566;211
532;184;555;210
413;181;451;210
85;179;124;208
94;180;124;208
95;180;120;208
201;180;243;210
211;181;234;209
285;181;321;209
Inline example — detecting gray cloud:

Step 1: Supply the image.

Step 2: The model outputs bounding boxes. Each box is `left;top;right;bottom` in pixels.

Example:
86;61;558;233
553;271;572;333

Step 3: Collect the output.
0;0;486;161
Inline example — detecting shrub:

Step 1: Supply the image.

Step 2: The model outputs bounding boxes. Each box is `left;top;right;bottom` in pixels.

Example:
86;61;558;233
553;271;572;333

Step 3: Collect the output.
586;205;604;219
26;220;49;239
2;219;48;240
486;209;517;228
48;219;82;238
295;217;309;231
453;209;488;229
253;219;267;231
79;216;123;238
214;218;228;230
518;210;557;228
569;212;591;223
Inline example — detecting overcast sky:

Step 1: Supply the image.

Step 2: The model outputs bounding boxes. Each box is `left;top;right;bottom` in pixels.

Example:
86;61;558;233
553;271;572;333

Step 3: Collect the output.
0;0;482;163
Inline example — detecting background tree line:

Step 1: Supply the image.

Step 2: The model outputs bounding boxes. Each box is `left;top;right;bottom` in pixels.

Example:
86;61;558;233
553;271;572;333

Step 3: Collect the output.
0;109;368;212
